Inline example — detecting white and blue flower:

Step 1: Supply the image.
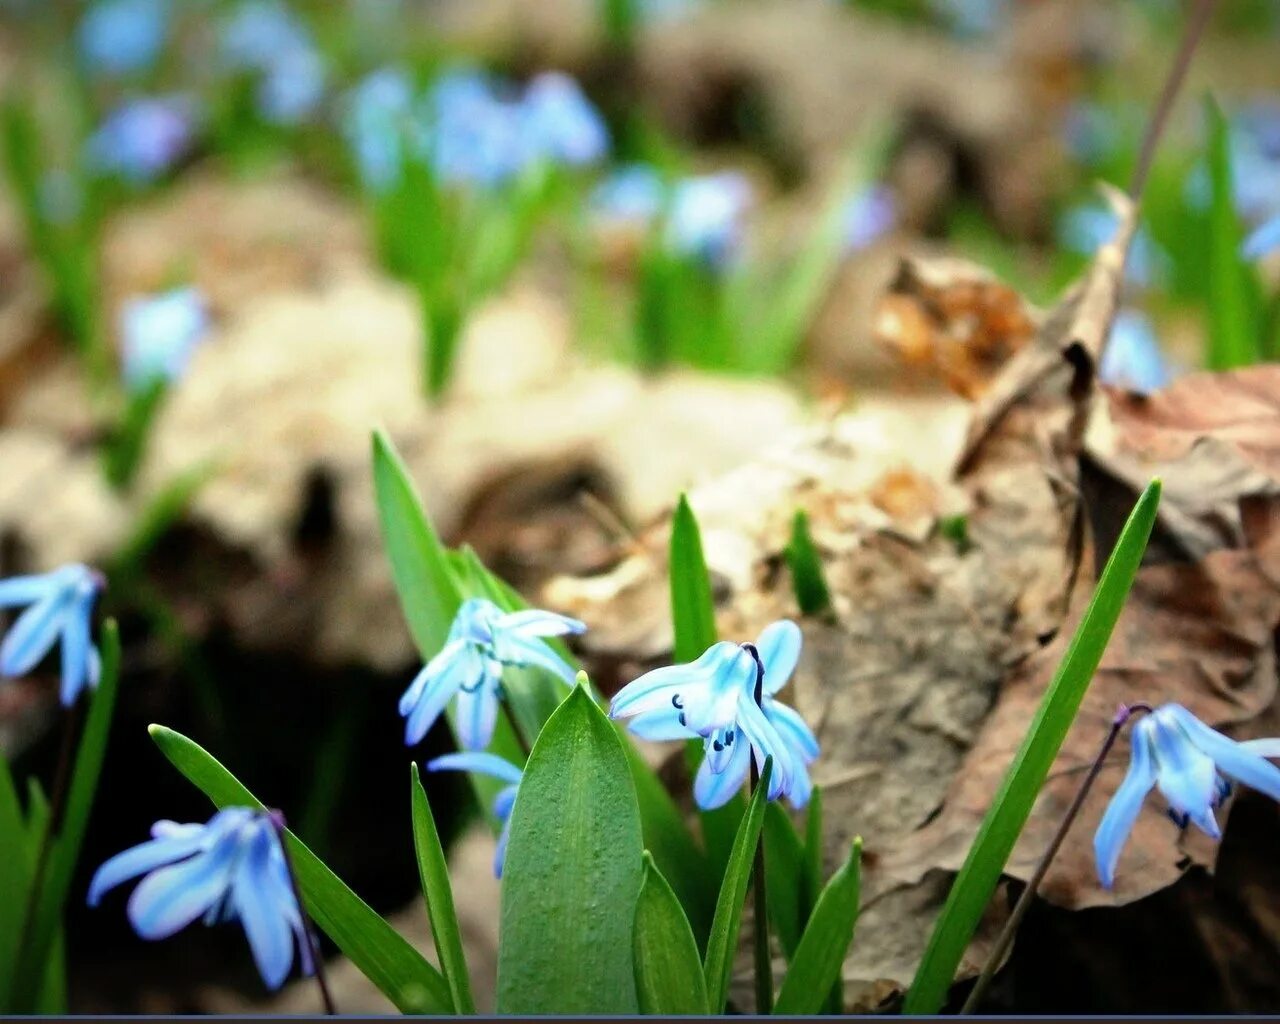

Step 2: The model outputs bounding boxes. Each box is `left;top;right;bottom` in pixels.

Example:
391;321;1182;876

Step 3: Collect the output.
519;72;609;168
341;68;415;193
427;752;523;877
0;564;104;706
610;620;819;810
665;171;752;268
1095;703;1280;888
78;0;168;77
88;808;313;990
87;95;196;185
400;598;585;751
120;286;209;393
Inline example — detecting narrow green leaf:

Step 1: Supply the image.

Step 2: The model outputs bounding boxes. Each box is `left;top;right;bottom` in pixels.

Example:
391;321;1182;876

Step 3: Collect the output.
148;725;451;1014
763;802;807;960
410;763;475;1015
903;479;1162;1014
803;787;842;1013
1205;96;1262;370
498;684;644;1013
0;756;26;1008
773;838;862;1015
670;493;717;662
13;621;121;1012
632;851;709;1014
785;509;833;617
703;758;773;1013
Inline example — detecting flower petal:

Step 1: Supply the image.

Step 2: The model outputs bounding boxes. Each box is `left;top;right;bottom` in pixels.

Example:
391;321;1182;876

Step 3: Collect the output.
1168;704;1280;803
232;824;296;990
784;757;813;810
0;592;68;677
703;725;739;774
427;751;524;786
493;633;577;684
403;646;477;746
608;641;743;720
494;815;513;878
763;698;819;763
495;608;586;638
126;837;239;939
627;707;698;742
492;783;519;822
1243;213;1280;261
682;644;757;735
454;666;501;750
693;734;751;811
1238;737;1280;759
59;590;95;706
0;574;54;609
736;694;795;798
756;620;802;695
399;640;466;716
1147;708;1220;838
87;831;208;906
1093;723;1156;888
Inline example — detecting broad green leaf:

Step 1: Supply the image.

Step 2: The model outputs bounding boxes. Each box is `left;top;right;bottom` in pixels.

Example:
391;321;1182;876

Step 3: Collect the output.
773;838;862;1015
632;852;709;1014
410;764;475;1014
670;494;744;888
498;683;644;1013
149;725;451;1014
1205;96;1262;370
763;802;807;959
13;621;121;1012
903;479;1162;1014
703;758;773;1013
0;756;25;1007
786;509;833;617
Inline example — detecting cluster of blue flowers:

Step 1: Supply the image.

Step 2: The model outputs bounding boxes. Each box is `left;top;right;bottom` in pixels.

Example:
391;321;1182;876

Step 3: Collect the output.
342;67;608;195
218;1;327;125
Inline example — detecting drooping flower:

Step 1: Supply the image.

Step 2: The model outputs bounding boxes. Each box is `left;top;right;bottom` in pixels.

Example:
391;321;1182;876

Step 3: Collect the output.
610;620;819;810
218;1;326;125
1243;213;1280;261
1099;309;1171;395
399;598;585;750
78;0;168;77
665;171;752;268
1094;703;1280;888
420;70;529;189
519;72;609;168
88;808;313;990
87;95;196;185
0;564;104;706
841;184;896;252
1058;204;1171;289
427;752;523;877
341;68;415;193
119;286;209;393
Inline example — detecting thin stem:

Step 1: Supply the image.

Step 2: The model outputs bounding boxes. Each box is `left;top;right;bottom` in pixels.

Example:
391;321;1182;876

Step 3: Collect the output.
269;811;337;1016
743;643;773;1015
16;699;83;965
959;703;1151;1015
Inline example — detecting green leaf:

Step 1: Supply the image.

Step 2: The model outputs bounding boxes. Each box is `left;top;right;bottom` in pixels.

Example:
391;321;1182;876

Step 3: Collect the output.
785;509;833;617
632;851;709;1014
148;724;451;1014
498;683;644;1013
1205;95;1263;370
703;758;773;1013
773;838;862;1015
410;763;475;1014
764;802;808;960
0;756;26;1007
670;493;717;662
12;621;121;1012
903;479;1162;1014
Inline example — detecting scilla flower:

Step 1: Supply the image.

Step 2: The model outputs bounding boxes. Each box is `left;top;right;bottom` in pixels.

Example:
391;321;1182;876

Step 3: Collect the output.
1058;204;1171;290
520;72;609;168
1094;704;1280;888
842;185;896;252
120;286;209;393
341;68;415;193
78;0;168;77
0;564;104;706
89;808;313;990
1099;309;1171;395
589;164;665;228
665;172;752;268
87;95;195;184
610;620;819;810
1243;213;1280;261
428;752;522;877
400;598;585;750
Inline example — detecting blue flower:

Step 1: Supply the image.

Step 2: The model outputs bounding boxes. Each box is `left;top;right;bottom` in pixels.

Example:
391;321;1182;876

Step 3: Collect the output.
665;172;752;268
1099;309;1171;395
0;564;103;706
88;808;313;990
1058;204;1171;290
1095;704;1280;888
218;2;326;125
427;752;523;877
519;72;609;168
418;70;530;189
341;68;415;193
400;598;585;750
87;95;196;185
120;286;209;393
930;0;1007;39
1243;213;1280;261
257;46;326;125
610;620;819;810
589;164;666;227
78;0;168;77
842;185;896;252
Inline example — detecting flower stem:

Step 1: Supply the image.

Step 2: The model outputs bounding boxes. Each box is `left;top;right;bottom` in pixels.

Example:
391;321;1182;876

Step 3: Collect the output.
744;643;772;1015
16;700;83;976
268;811;337;1015
959;703;1150;1014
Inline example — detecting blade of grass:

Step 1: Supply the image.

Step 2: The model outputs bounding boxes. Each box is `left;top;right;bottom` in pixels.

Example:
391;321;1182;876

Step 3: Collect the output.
410;763;475;1014
785;509;833;617
903;479;1162;1014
